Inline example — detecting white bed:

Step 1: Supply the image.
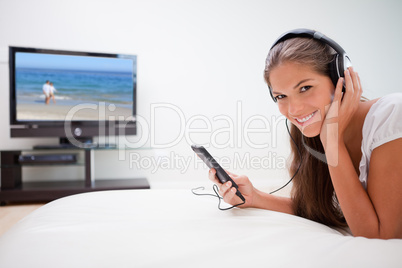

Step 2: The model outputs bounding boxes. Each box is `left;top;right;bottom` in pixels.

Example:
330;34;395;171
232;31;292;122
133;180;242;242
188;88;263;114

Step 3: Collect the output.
0;189;401;267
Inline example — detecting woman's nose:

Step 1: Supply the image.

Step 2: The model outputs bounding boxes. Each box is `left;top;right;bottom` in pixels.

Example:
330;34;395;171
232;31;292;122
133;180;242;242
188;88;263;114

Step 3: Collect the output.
288;98;304;116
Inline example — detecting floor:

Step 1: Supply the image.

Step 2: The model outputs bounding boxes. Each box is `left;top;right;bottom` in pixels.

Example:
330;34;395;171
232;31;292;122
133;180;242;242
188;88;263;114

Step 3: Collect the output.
0;203;45;237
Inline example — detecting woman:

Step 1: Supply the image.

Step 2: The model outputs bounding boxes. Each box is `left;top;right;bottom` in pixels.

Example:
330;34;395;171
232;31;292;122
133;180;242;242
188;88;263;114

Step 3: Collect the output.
209;29;402;239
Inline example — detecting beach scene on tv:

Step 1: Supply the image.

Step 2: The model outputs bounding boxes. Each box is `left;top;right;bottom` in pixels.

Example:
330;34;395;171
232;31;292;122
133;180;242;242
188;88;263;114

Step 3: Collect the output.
15;52;136;121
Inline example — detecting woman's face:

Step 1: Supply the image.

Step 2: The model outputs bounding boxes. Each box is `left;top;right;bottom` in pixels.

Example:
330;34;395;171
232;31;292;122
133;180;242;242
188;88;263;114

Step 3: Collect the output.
269;61;335;137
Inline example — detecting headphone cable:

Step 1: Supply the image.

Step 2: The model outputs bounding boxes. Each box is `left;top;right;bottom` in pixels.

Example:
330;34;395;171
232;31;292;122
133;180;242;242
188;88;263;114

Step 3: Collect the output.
191;119;302;208
269;119;302;194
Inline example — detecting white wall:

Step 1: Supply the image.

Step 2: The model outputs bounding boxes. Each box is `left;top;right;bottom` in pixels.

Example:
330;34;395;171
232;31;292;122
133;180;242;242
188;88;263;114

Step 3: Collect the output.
0;0;401;191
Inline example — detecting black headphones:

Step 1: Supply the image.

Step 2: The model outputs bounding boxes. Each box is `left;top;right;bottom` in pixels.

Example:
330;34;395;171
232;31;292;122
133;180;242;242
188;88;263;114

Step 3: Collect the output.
267;29;352;102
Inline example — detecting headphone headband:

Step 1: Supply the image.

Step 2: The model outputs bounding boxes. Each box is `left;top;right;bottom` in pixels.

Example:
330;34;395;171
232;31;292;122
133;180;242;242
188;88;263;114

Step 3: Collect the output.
270;28;346;56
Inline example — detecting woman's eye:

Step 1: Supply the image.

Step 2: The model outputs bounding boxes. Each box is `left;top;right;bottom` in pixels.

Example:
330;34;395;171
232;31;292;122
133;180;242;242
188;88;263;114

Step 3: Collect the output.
274;95;286;101
300;86;312;92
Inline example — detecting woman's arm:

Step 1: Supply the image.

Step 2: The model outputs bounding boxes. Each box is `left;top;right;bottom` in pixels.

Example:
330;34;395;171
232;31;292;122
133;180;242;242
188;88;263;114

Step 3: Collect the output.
366;138;402;238
322;68;402;238
209;168;294;215
326;140;402;238
253;187;294;215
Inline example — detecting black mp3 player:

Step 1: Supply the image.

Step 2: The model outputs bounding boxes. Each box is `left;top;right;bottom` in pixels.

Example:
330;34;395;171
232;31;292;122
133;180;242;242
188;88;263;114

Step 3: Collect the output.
191;144;245;202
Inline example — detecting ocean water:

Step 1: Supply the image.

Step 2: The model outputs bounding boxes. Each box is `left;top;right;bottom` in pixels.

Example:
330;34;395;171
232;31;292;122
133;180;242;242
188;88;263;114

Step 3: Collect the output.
15;68;135;107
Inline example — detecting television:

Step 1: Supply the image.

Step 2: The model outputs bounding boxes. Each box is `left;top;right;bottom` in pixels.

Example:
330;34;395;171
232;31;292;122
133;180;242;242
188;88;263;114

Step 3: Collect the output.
9;46;137;148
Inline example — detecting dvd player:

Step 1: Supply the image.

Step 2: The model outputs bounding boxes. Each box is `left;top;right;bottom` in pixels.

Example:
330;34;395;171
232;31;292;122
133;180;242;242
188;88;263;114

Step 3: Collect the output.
18;154;77;164
33;144;117;149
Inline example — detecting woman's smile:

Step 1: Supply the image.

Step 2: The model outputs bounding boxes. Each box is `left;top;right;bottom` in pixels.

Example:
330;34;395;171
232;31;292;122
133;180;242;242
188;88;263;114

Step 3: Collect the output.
293;110;318;126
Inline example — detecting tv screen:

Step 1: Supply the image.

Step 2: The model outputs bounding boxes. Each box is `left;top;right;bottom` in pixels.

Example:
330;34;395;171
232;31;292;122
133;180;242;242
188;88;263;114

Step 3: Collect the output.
9;47;137;145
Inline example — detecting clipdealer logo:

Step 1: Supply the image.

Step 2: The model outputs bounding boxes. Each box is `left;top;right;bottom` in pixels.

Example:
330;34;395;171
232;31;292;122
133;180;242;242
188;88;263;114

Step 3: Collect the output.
63;101;291;173
63;101;287;150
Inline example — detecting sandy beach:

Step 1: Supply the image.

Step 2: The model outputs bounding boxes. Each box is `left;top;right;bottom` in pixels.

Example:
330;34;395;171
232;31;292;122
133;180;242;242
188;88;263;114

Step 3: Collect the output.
17;101;133;121
15;65;135;122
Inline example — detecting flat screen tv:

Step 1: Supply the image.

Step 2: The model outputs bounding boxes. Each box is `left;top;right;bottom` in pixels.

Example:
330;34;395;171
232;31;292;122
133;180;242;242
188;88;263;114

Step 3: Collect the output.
9;46;137;148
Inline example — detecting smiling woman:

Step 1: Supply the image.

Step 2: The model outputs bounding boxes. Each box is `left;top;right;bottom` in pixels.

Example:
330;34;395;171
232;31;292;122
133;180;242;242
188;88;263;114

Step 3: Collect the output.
208;29;402;239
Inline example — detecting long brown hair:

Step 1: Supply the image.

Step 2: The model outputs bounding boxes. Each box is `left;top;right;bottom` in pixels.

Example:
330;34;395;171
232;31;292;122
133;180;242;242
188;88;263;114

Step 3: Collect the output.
264;37;347;227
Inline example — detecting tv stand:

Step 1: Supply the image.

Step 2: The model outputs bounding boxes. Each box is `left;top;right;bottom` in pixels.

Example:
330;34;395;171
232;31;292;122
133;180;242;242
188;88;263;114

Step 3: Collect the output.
0;148;150;205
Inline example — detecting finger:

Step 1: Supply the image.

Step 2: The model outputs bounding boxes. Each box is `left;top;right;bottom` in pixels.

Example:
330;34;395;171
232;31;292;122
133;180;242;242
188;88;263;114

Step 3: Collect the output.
208;168;221;186
349;68;360;95
356;73;363;99
334;76;344;102
344;68;354;96
219;181;232;197
340;68;356;108
348;68;363;105
234;175;248;185
224;169;237;178
352;70;362;99
223;186;238;204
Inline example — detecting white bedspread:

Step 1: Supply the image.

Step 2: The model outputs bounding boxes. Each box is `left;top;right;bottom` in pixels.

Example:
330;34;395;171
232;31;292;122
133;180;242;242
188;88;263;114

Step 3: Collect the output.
0;189;401;268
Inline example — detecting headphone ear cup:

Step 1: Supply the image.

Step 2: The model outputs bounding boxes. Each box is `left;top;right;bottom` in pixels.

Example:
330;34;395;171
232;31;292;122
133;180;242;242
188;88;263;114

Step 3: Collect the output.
337;54;345;78
329;54;351;92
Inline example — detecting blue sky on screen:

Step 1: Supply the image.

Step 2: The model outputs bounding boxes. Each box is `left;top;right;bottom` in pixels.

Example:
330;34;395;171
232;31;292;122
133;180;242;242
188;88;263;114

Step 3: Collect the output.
16;52;135;73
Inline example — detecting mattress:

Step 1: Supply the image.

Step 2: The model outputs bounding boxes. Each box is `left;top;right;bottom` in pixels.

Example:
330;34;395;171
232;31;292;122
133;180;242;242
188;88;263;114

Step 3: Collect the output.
0;189;400;267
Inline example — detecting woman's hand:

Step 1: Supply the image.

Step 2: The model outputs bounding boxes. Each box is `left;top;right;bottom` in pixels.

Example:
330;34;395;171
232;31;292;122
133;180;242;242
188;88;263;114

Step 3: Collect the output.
208;168;255;208
320;67;362;155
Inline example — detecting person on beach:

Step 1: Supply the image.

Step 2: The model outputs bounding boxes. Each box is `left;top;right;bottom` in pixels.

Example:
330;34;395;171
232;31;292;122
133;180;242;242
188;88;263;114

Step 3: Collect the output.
209;29;402;239
42;80;50;104
49;82;57;104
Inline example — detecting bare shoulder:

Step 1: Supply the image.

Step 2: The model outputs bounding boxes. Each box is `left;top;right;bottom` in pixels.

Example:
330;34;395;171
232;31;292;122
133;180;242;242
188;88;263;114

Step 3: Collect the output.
360;97;379;113
354;98;379;127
